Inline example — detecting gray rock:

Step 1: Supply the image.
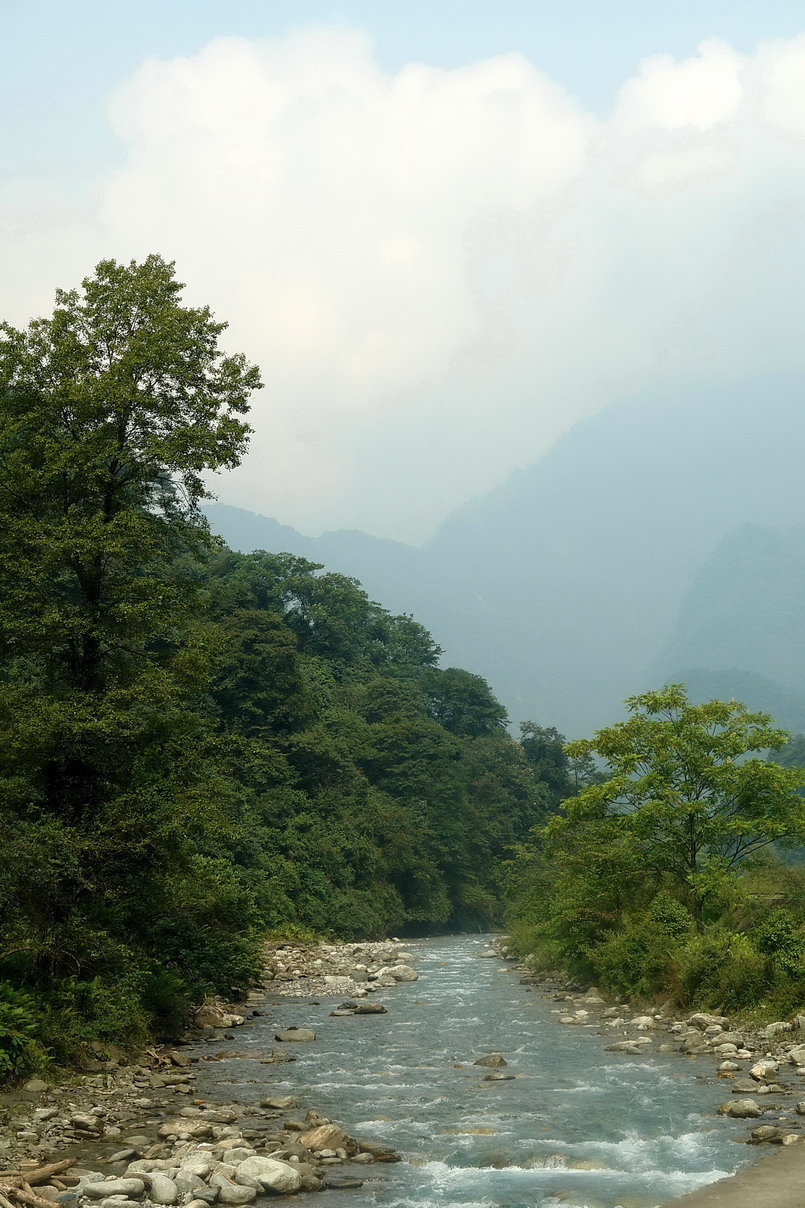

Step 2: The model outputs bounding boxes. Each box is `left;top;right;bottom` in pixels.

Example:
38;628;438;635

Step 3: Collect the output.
274;1028;316;1042
354;1002;388;1014
718;1098;762;1118
387;964;418;982
788;1045;805;1066
688;1013;728;1030
719;1032;745;1046
762;1022;792;1040
148;1175;179;1204
209;1174;256;1204
606;1041;645;1054
473;1055;507;1067
750;1126;785;1144
178;1156;213;1179
220;1148;254;1164
236;1157;302;1194
483;1072;515;1081
81;1180;146;1199
259;1096;298;1110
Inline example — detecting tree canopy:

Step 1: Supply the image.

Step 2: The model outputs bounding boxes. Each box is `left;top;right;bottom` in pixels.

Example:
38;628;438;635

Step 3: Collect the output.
556;684;805;923
507;684;805;1013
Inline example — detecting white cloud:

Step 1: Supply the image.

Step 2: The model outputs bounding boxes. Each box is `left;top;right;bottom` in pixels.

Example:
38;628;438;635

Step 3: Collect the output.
613;39;745;133
2;27;805;540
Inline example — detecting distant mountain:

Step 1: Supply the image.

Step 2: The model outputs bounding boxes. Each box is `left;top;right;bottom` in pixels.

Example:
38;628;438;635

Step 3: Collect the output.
654;524;805;731
208;370;805;737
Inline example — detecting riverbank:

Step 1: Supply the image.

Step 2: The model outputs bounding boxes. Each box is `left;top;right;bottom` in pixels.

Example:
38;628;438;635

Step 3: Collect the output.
491;936;805;1204
663;1142;805;1206
0;940;417;1203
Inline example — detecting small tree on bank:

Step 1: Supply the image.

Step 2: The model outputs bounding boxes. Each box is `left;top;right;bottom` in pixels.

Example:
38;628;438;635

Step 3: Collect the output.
551;684;805;928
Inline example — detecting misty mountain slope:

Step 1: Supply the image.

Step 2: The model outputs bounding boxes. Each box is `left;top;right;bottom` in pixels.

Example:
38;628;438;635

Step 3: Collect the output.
654;524;805;731
209;370;805;736
423;372;805;732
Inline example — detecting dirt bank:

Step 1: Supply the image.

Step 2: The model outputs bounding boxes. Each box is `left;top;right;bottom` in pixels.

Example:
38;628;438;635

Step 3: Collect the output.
662;1142;805;1206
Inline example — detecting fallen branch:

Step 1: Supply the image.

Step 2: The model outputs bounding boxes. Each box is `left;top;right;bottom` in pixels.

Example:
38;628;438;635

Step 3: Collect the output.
0;1162;74;1187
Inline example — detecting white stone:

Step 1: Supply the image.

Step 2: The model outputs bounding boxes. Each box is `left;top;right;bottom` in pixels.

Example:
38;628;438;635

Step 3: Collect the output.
236;1156;303;1194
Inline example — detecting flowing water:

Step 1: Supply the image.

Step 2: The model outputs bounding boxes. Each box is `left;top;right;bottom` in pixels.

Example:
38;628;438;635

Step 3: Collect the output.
197;936;753;1208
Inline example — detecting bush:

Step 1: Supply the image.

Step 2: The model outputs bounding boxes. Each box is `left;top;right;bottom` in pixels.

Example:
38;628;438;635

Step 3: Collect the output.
677;929;767;1011
0;983;43;1083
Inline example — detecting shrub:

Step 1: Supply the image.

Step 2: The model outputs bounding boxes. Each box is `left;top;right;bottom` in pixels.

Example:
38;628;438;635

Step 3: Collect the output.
0;983;43;1083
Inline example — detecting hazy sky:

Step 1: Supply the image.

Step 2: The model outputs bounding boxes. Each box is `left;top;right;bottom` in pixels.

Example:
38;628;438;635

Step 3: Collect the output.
3;2;805;542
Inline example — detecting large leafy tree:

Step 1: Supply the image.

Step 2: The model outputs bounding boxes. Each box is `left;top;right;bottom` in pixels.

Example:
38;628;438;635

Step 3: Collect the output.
0;256;262;996
0;254;260;698
554;684;805;926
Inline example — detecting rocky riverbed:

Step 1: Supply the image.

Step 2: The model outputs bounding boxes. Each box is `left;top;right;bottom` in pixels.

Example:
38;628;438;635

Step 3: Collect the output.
490;936;805;1151
0;940;419;1206
4;934;803;1208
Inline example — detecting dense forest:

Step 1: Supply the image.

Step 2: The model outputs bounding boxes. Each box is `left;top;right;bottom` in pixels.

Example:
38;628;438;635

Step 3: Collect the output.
0;256;564;1081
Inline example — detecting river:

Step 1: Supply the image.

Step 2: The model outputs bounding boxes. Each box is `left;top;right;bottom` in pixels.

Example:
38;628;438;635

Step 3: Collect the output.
196;935;754;1208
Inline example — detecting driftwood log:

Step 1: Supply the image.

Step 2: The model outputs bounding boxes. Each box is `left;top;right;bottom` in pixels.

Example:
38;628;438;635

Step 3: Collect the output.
0;1160;75;1208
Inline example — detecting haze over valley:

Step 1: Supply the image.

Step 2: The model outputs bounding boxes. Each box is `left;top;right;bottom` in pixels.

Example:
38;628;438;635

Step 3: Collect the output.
209;370;805;736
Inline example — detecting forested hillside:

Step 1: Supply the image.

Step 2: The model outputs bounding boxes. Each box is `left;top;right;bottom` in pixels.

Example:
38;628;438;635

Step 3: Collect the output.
0;257;559;1081
209;372;805;737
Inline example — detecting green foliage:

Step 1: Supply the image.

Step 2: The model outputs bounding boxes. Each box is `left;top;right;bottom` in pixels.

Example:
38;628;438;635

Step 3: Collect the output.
507;686;805;1015
558;684;805;924
0;984;43;1083
0;255;565;1081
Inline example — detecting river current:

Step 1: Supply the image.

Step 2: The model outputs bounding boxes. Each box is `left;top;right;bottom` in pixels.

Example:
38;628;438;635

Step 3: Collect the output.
197;935;753;1208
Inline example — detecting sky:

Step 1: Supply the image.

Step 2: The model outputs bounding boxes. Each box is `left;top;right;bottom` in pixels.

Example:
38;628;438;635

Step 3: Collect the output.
3;1;805;543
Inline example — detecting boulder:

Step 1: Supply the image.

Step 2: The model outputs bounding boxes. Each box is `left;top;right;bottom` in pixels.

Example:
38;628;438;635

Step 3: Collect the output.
158;1119;214;1140
148;1175;179;1205
179;1157;214;1178
483;1072;515;1080
762;1021;792;1040
81;1180;146;1199
354;1002;387;1014
719;1031;745;1046
681;1036;710;1054
750;1126;785;1144
194;1005;245;1029
387;964;418;982
473;1055;507;1067
208;1175;256;1204
274;1028;316;1042
718;1098;762;1118
788;1045;805;1066
236;1156;303;1194
298;1124;352;1152
605;1041;645;1054
750;1060;779;1081
688;1013;728;1030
